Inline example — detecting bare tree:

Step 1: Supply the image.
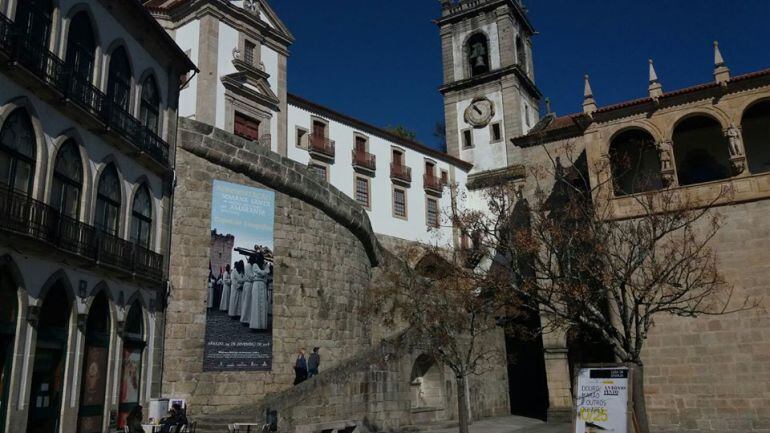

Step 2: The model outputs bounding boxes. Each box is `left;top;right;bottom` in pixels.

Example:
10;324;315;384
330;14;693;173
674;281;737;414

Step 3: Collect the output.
366;247;506;433
453;142;757;432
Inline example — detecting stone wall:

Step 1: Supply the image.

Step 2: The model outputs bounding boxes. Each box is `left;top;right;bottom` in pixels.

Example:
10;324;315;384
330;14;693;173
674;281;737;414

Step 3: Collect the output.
164;119;378;413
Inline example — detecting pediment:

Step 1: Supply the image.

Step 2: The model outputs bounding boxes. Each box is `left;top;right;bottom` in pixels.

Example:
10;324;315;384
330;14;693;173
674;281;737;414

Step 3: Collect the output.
221;71;280;109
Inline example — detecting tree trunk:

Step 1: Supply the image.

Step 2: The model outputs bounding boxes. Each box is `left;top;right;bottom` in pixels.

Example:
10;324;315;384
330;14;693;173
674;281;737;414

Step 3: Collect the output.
626;362;650;433
456;375;471;433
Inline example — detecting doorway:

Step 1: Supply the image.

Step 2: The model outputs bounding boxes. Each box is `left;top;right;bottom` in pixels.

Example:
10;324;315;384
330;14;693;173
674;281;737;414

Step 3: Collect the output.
27;283;70;433
504;311;549;421
0;271;18;433
77;292;111;433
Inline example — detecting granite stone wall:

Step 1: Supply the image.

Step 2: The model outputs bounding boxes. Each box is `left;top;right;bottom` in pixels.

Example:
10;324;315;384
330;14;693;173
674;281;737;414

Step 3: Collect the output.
164;119;378;414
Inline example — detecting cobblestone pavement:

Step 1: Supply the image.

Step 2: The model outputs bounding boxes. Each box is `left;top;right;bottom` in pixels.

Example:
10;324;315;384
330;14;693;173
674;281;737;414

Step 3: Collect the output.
418;416;571;433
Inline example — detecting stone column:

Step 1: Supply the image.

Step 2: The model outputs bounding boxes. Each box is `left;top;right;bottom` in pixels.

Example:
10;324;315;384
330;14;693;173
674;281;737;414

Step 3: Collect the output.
541;319;572;422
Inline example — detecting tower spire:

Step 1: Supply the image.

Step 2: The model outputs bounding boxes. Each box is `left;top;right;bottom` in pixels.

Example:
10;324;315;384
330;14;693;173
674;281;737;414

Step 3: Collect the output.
714;40;730;84
583;74;597;115
648;59;663;99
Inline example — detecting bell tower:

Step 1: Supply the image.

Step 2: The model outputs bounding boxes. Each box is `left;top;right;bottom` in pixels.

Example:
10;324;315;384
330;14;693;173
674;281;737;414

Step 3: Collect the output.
437;0;541;174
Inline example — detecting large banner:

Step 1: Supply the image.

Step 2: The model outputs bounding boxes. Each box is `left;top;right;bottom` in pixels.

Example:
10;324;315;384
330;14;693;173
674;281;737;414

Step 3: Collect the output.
574;367;629;433
203;180;275;371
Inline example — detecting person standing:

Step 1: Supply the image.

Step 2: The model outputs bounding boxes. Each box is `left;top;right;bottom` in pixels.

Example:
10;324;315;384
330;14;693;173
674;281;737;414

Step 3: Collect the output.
308;347;320;378
240;255;256;326
293;348;308;385
229;260;245;318
249;252;270;330
219;264;232;312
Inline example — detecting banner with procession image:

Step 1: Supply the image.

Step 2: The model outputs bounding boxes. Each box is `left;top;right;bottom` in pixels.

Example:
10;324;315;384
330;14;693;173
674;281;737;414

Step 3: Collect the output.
203;180;275;372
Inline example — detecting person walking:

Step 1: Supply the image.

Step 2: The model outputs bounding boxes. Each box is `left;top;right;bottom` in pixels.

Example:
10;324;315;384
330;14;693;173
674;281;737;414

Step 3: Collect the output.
293;348;308;385
308;347;320;378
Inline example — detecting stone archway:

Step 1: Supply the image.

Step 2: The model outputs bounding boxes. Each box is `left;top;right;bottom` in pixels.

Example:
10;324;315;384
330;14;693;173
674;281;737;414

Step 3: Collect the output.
410;354;446;422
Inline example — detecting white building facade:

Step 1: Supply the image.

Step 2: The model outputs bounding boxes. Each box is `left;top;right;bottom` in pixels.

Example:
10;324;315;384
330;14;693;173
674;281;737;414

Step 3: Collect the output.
0;1;194;432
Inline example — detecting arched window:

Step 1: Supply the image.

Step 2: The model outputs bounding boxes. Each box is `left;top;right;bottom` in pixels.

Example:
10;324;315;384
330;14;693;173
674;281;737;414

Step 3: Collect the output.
51;140;83;218
65;12;96;88
130;185;152;248
15;0;53;51
0;109;36;195
516;36;527;71
0;269;18;433
77;291;111;433
107;47;132;112
117;301;144;429
95;164;121;236
28;281;71;433
140;75;160;134
742;101;770;174
609;129;663;196
466;33;490;77
673;116;731;186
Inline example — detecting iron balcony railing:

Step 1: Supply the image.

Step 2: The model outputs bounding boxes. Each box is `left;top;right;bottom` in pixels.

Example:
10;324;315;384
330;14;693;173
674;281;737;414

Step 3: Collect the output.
351;149;376;172
0;186;164;282
0;14;170;167
390;163;412;183
308;134;336;158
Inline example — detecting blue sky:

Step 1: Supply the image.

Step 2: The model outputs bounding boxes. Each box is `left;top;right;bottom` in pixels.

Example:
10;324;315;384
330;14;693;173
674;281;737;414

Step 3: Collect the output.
272;0;770;149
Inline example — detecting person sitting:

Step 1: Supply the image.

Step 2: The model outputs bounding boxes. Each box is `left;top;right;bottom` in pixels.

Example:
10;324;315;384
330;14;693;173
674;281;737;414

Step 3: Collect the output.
160;404;188;433
126;405;145;433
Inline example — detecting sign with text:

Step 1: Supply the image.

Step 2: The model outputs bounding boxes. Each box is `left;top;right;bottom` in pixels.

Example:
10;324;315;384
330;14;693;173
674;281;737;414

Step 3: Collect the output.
574;367;629;433
203;180;275;371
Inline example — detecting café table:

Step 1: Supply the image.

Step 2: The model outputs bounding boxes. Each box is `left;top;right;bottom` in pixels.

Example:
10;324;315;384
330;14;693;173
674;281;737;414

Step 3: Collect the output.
232;422;265;433
141;424;162;433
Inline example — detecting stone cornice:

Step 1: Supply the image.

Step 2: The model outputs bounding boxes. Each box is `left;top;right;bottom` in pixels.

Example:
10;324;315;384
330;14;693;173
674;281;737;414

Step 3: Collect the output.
466;165;526;190
177;118;382;266
436;0;535;35
439;64;541;99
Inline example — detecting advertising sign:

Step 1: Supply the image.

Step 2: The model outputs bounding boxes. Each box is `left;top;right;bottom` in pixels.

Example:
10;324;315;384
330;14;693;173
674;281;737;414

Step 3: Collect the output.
575;367;629;433
203;180;275;371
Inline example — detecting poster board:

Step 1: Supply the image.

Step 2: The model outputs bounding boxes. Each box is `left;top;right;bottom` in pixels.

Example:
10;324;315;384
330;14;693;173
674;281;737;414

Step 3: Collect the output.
203;180;275;371
574;366;631;433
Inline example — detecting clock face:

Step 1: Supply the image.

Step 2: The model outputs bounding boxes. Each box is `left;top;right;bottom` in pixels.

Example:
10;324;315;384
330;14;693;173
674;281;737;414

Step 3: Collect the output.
464;98;495;128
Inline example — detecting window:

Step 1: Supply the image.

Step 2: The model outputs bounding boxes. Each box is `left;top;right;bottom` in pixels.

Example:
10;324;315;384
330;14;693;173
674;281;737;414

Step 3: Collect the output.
0;109;36;195
355;136;367;153
467;33;490;77
525;105;531;128
426;197;440;228
462;129;473;149
140;76;160;134
742;101;770;174
16;0;53;52
296;127;308;148
308;163;327;181
51;140;83;218
425;161;435;176
355;176;370;209
131;185;152;248
440;170;449;185
107;47;132;112
393;187;407;219
392;149;404;166
490;122;502;142
65;12;96;88
244;40;256;66
117;301;145;429
234;112;260;141
95;164;121;236
312;120;326;138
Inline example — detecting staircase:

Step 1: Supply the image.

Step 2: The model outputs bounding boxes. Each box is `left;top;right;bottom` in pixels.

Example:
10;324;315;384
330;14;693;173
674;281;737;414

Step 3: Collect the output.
191;329;417;433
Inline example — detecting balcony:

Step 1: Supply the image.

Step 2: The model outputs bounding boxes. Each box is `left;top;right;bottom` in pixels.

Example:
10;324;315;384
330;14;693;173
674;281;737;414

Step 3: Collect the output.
423;173;444;196
308;134;335;160
0;15;170;167
390;163;412;186
0;186;163;282
352;149;376;174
